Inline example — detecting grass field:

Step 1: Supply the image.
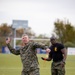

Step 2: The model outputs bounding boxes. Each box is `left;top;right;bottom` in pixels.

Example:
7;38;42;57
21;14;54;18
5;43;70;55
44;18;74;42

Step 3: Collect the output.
0;54;75;75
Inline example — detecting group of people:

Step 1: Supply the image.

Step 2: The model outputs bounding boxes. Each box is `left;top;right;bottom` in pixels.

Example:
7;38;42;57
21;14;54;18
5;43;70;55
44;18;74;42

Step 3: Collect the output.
6;34;67;75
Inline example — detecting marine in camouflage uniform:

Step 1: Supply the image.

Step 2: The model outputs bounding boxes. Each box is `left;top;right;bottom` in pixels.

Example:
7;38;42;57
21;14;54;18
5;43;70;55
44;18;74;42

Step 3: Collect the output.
41;37;67;75
7;41;47;75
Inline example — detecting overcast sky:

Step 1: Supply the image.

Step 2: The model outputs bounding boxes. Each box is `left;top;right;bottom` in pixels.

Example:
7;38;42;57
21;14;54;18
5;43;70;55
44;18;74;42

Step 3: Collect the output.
0;0;75;36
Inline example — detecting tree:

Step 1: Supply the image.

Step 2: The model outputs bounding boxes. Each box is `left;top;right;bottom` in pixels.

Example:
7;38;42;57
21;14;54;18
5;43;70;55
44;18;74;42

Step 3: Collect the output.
0;23;11;37
0;23;12;51
54;20;64;43
16;28;24;37
64;42;75;48
16;27;35;38
25;27;35;38
54;19;75;44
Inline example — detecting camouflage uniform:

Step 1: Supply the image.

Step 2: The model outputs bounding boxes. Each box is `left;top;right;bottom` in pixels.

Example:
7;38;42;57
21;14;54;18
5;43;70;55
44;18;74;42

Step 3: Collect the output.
7;41;47;75
51;61;65;75
49;43;66;75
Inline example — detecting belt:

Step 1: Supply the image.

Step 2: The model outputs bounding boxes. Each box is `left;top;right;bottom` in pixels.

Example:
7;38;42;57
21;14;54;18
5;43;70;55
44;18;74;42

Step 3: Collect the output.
53;60;62;62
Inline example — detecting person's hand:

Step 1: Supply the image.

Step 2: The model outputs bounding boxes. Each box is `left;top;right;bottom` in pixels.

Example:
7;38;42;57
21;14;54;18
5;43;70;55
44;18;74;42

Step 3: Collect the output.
46;48;51;53
61;61;65;67
6;37;11;44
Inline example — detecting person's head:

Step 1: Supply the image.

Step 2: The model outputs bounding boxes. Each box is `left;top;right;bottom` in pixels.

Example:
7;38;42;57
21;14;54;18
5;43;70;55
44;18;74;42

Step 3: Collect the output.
50;37;57;45
22;34;29;44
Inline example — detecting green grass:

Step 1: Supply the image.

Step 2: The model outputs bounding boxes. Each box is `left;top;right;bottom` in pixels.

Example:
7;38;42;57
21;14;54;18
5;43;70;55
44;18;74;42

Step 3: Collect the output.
0;54;75;75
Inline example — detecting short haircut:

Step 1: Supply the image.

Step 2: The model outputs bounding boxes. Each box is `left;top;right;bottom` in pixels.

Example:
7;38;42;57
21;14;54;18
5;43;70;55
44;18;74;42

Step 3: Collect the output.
50;37;56;41
22;34;29;37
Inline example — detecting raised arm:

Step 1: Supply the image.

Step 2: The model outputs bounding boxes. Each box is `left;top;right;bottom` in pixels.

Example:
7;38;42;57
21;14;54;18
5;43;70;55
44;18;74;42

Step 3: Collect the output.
6;37;20;55
7;44;20;55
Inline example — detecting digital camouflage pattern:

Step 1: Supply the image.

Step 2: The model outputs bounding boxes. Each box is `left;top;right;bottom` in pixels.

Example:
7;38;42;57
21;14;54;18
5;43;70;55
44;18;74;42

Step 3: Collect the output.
7;41;47;75
21;68;39;75
51;61;65;75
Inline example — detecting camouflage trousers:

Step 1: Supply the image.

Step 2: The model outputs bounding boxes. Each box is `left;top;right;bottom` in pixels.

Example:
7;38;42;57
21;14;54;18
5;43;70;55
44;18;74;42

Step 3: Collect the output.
21;68;40;75
51;61;65;75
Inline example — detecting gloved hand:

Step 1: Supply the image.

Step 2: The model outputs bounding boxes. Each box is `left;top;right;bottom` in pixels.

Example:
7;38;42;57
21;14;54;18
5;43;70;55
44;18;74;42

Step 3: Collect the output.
41;57;45;60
